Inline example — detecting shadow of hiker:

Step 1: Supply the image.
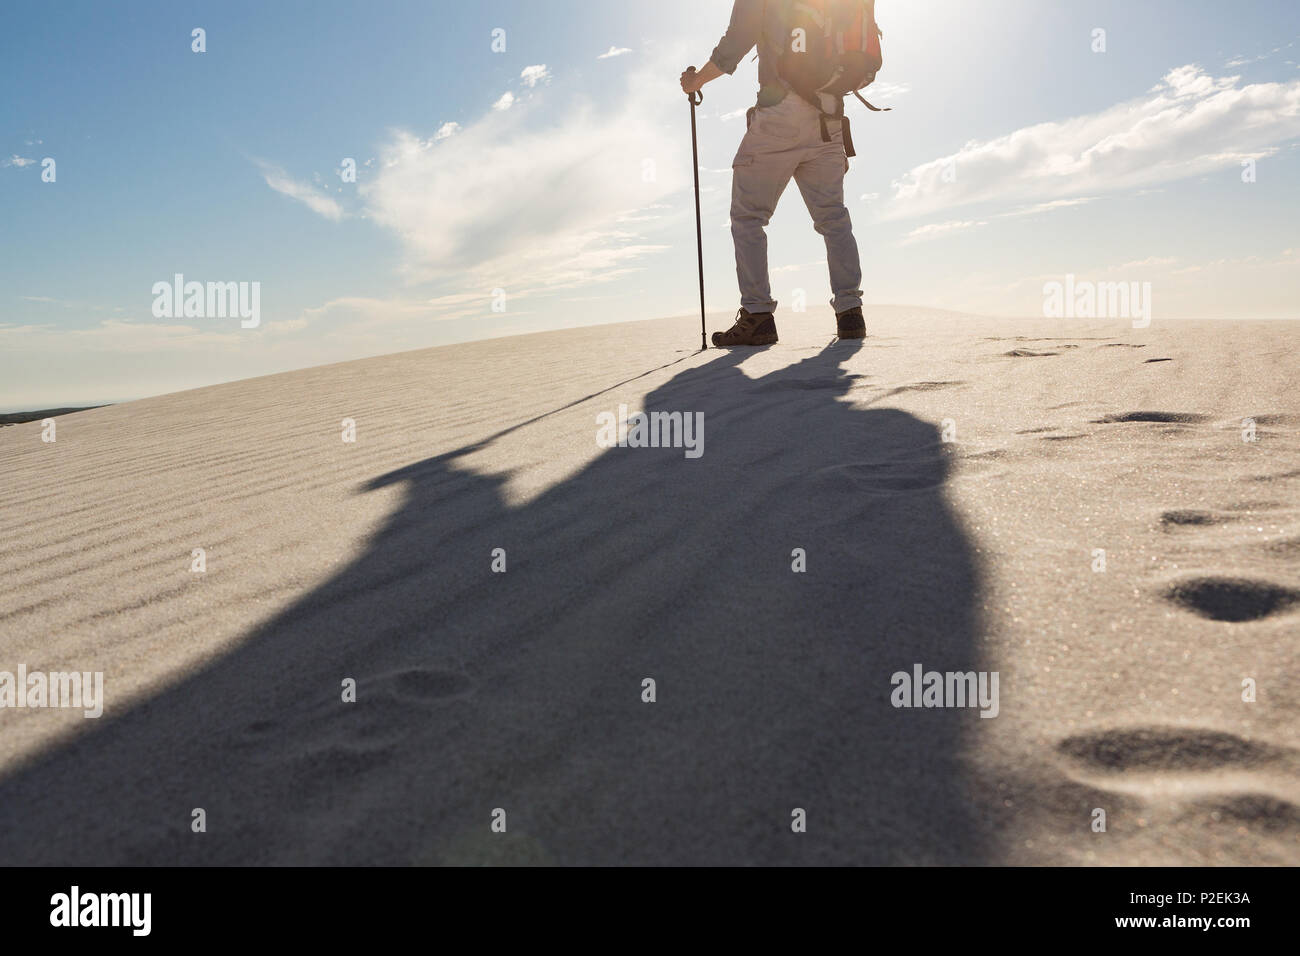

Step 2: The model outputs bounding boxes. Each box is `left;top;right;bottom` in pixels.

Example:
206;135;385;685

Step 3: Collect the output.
0;339;987;865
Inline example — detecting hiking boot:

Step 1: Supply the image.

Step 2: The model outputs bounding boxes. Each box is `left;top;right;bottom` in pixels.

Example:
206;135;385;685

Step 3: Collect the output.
712;308;778;347
836;306;866;339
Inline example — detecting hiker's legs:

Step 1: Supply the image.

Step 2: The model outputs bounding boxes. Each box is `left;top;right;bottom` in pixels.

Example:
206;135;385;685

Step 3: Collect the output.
730;108;801;314
793;141;863;314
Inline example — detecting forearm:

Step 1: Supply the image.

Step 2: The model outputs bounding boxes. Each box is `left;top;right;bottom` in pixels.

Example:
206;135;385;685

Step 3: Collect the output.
695;60;724;89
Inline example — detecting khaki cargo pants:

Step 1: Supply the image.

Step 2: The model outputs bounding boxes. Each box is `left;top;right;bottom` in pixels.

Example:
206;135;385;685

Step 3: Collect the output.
730;93;864;316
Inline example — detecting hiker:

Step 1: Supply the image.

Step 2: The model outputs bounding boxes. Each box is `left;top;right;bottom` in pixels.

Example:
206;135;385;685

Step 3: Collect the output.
681;0;879;346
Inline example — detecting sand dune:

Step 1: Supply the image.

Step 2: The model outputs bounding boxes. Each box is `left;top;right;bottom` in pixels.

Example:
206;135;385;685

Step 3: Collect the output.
1;308;1297;865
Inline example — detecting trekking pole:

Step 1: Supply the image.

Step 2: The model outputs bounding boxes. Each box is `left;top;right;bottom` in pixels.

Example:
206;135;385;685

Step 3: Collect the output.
685;68;707;350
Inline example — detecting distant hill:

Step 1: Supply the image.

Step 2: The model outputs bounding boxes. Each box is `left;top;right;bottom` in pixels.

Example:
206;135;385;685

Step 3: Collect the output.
0;406;107;426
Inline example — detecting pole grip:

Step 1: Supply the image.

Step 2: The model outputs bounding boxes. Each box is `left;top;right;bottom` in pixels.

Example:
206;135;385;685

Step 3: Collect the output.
685;66;703;105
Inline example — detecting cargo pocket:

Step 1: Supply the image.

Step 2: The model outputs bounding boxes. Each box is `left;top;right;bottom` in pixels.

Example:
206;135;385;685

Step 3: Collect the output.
758;118;799;141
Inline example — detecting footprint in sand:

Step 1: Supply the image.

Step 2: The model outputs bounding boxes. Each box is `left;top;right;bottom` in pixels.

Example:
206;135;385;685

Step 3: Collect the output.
1158;503;1284;530
1055;727;1300;846
1055;723;1289;780
237;667;475;762
1164;576;1300;622
1193;792;1300;832
986;336;1095;343
1246;413;1300;427
1013;427;1089;442
1058;726;1290;774
897;379;966;391
875;380;966;400
1251;469;1300;482
813;457;950;493
1159;509;1225;528
1094;411;1212;424
1265;536;1300;558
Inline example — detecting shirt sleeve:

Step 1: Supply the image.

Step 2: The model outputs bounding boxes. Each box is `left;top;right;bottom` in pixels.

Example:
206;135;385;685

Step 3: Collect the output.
709;0;764;75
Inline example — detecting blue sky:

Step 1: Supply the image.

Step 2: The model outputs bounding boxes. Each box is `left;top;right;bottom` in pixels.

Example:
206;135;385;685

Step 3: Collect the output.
2;0;1299;409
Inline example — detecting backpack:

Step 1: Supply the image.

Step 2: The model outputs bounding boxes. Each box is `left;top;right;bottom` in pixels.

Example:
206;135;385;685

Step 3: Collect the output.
777;0;889;158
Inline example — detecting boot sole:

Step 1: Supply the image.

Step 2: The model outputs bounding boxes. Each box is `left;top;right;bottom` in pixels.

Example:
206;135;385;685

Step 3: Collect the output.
712;333;779;347
837;329;866;339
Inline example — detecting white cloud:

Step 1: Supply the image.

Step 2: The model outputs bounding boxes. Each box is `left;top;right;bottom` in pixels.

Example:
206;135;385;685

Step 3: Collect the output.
0;319;245;353
2;155;36;168
884;65;1300;221
867;80;910;99
359;50;686;291
1170;249;1294;275
435;122;461;140
255;160;344;221
995;197;1097;218
300;294;488;331
492;91;516;111
520;64;551;88
720;108;747;121
1115;256;1178;271
598;46;633;60
1225;46;1284;69
900;220;987;244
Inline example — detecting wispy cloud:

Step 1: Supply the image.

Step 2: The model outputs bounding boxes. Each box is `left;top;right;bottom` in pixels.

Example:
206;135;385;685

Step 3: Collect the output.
1116;255;1178;271
900;220;987;245
0;319;246;353
254;160;344;221
1170;247;1298;275
299;294;490;331
884;65;1300;221
434;121;461;140
995;197;1097;218
492;91;516;111
598;46;633;60
867;80;910;99
2;155;36;168
1225;45;1284;68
